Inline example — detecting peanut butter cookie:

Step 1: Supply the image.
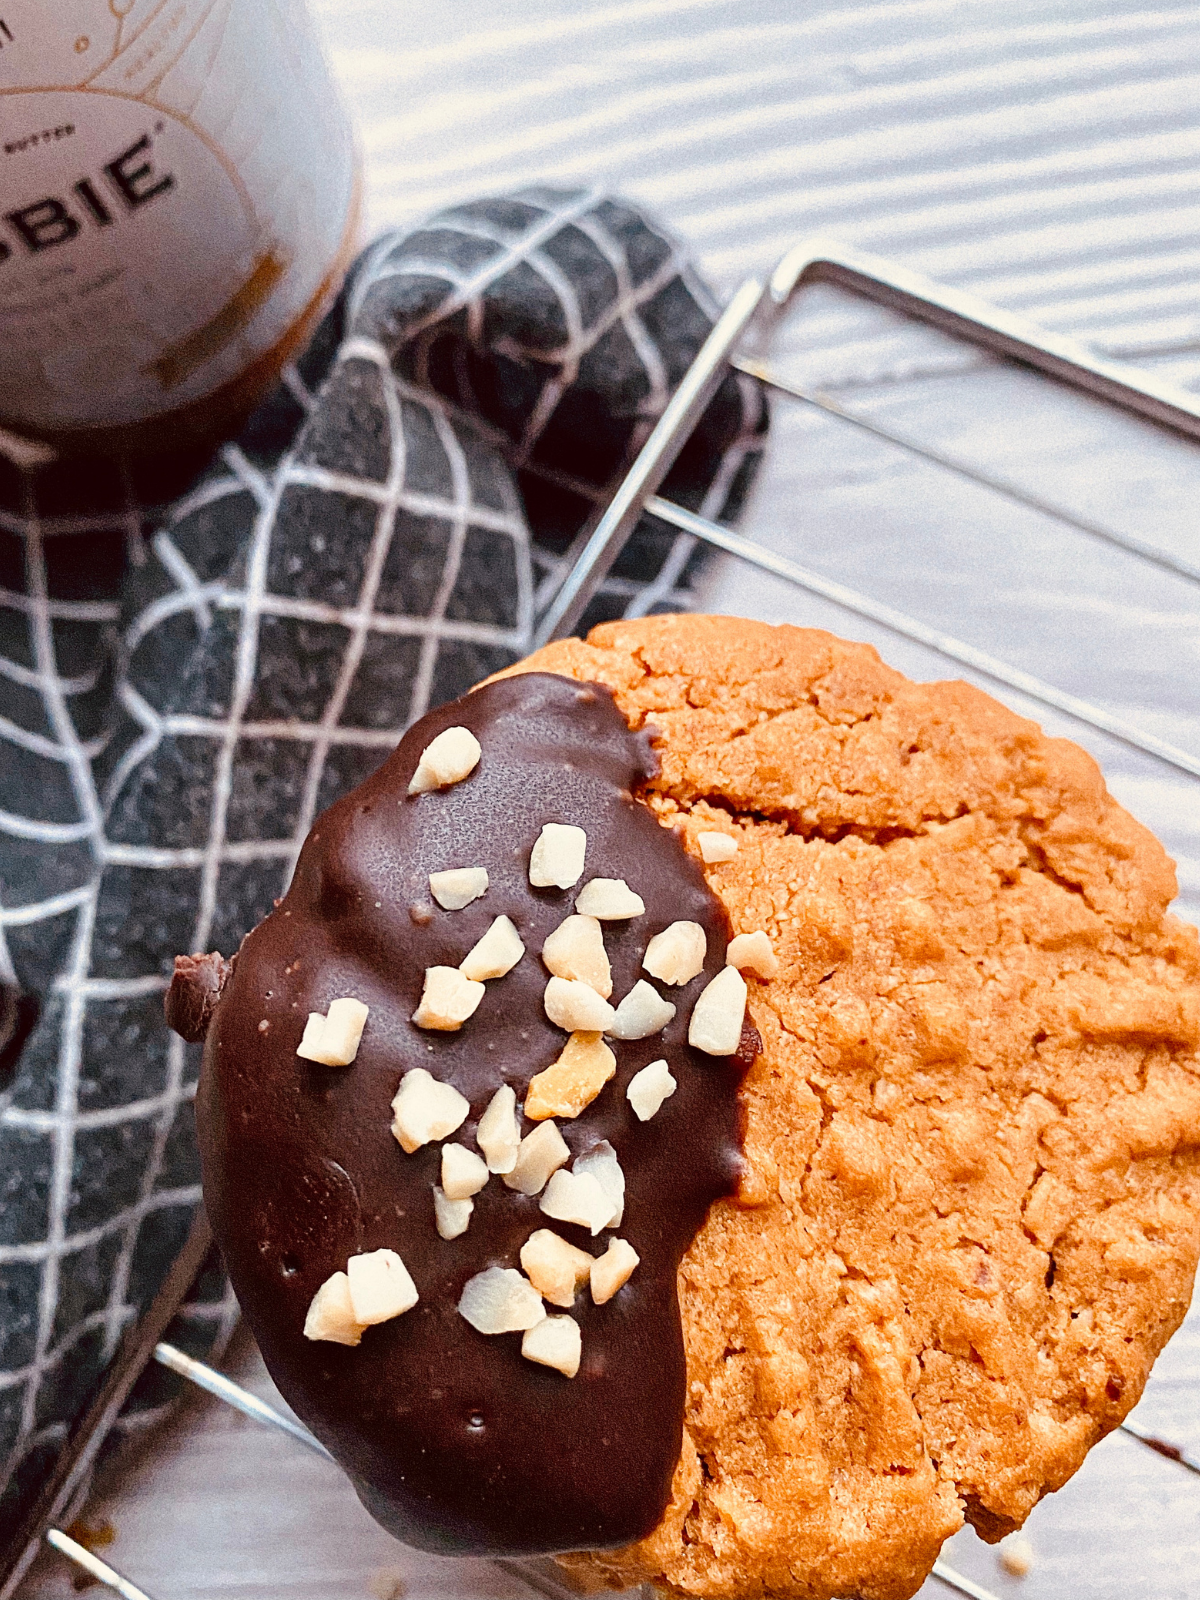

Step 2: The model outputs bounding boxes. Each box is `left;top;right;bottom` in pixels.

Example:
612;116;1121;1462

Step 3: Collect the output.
506;615;1200;1600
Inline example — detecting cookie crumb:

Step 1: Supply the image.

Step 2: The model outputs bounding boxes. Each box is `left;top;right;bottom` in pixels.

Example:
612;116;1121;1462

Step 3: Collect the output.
999;1535;1034;1577
367;1568;407;1600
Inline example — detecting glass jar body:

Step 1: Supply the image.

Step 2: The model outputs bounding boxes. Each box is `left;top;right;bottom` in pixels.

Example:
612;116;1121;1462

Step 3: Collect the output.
0;0;359;453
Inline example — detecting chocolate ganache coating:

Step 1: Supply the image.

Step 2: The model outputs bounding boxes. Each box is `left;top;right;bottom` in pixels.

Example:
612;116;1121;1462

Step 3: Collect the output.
194;672;754;1556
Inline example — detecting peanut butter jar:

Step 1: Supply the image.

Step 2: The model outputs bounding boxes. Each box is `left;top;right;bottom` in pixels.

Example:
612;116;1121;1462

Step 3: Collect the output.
0;0;360;456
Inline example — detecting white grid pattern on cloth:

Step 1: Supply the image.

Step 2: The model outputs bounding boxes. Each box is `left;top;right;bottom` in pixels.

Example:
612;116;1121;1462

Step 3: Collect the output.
0;347;536;1520
405;198;683;466
357;188;766;545
349;187;607;346
0;187;766;1538
110;357;533;886
0;378;336;1524
0;481;240;1522
16;525;105;1463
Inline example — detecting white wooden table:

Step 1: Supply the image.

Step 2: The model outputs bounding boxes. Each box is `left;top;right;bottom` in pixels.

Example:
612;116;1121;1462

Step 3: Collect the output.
21;2;1200;1594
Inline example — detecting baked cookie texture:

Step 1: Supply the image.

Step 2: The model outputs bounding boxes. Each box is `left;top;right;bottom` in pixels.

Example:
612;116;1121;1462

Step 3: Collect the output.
501;615;1200;1600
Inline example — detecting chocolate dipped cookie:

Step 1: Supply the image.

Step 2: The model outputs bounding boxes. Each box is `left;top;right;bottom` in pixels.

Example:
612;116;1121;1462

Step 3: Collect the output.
179;615;1200;1600
186;669;756;1557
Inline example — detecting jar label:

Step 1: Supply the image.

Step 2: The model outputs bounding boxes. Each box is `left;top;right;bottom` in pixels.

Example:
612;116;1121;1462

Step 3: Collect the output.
0;0;356;431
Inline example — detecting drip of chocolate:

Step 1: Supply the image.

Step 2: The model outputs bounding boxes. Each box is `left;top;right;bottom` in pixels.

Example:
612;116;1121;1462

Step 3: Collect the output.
192;673;754;1556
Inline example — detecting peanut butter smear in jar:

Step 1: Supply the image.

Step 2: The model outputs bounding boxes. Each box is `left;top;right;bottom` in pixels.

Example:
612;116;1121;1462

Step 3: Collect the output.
0;0;360;455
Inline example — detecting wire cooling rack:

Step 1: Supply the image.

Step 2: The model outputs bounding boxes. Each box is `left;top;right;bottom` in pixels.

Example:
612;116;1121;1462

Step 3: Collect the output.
8;240;1200;1600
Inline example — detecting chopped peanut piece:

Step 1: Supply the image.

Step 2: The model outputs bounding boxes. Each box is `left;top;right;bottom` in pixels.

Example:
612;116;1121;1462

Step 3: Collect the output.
529;823;586;889
412;966;485;1030
608;980;675;1040
441;1142;489;1200
458;1266;546;1334
390;1068;470;1152
407;726;481;794
643;921;706;986
525;1032;615;1120
433;1186;473;1240
626;1058;676;1121
460;915;524;981
303;1271;364;1345
543;975;616;1033
347;1249;419;1324
297;1013;326;1058
296;996;368;1066
477;1083;520;1173
726;929;779;979
521;1314;581;1377
574;1141;625;1227
697;831;738;864
542;914;611;997
540;1169;616;1235
429;867;488;910
575;878;645;920
590;1238;640;1305
502;1120;570;1195
520;1228;594;1308
688;965;747;1055
325;997;369;1054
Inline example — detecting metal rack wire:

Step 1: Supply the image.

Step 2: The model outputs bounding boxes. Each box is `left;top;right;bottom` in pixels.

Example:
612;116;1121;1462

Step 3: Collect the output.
14;238;1200;1600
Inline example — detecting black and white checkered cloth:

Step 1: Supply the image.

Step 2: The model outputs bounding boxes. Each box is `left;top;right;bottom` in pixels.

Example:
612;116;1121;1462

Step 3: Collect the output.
0;186;767;1545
